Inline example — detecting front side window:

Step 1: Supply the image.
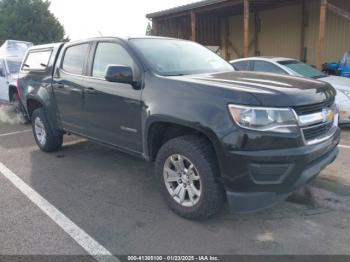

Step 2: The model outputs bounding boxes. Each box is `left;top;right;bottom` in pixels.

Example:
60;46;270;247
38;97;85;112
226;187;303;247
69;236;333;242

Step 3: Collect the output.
252;61;287;75
130;38;233;76
62;44;89;75
92;42;139;79
22;50;52;71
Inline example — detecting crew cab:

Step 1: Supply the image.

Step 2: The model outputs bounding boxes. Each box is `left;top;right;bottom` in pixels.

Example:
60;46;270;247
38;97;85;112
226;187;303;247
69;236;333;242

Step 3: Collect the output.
17;37;340;219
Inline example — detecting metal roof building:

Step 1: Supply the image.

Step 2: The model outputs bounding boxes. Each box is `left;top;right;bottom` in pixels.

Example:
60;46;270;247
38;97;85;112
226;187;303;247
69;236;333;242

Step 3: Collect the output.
147;0;350;68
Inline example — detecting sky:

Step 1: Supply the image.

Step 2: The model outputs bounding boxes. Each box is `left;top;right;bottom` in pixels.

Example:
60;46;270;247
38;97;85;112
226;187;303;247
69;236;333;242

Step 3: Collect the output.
49;0;195;40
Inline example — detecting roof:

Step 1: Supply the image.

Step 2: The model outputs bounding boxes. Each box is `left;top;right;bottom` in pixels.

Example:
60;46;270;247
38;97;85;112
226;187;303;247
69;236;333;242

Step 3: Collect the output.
146;0;303;19
29;42;63;51
146;0;228;19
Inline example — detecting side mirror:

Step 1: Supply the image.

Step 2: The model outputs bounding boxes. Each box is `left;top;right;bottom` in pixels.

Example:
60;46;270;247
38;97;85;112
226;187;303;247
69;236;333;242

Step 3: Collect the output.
105;65;133;84
0;68;5;77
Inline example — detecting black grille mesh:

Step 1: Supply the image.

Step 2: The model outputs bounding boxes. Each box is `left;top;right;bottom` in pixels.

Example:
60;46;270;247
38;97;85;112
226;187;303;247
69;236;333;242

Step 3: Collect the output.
302;122;333;141
293;98;334;115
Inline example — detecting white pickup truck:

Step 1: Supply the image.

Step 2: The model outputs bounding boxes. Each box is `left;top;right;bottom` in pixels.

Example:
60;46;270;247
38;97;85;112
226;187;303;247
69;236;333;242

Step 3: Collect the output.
0;40;32;102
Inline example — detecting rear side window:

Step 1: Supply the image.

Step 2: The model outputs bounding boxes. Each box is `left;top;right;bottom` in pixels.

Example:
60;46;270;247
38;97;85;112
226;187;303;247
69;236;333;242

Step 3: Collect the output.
231;61;250;71
22;50;52;71
252;61;287;75
92;42;140;80
62;44;89;75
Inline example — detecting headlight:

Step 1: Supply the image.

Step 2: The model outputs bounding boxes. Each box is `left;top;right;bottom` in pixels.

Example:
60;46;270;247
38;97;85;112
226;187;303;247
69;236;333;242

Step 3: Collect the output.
228;104;298;133
339;89;350;100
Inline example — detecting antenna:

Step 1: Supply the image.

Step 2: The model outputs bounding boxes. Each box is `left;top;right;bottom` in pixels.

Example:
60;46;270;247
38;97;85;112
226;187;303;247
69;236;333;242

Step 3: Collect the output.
98;31;103;37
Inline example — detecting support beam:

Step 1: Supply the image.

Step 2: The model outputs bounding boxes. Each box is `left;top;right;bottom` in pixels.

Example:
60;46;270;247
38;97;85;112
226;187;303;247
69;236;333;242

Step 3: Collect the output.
300;0;306;61
243;0;250;58
328;2;350;22
223;18;231;59
191;11;196;41
317;0;327;69
254;12;259;56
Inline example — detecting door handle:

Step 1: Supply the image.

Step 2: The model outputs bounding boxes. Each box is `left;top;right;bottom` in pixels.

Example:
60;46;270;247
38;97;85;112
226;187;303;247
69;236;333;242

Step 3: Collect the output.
84;87;97;95
53;83;64;89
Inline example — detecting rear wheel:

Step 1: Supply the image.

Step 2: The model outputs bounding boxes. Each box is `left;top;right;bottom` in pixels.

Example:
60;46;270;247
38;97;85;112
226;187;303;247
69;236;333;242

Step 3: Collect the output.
155;135;226;220
32;108;63;152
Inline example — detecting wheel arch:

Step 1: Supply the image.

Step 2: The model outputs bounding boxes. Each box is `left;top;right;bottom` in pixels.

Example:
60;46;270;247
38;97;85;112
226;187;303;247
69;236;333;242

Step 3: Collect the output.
145;117;224;176
26;95;61;136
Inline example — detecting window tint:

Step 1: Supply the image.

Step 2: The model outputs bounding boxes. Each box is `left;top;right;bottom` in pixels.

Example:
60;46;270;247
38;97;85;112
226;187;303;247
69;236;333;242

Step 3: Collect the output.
62;44;89;75
231;61;250;71
22;50;52;71
252;61;287;75
92;42;139;79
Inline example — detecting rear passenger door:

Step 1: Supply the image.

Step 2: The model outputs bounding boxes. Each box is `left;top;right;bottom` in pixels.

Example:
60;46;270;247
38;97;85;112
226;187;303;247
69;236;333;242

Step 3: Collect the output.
81;41;143;153
53;43;90;134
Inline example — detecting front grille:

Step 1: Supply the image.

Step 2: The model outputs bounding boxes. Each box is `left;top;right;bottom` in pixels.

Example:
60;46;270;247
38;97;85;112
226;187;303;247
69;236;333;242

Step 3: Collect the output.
302;122;333;141
293;98;334;115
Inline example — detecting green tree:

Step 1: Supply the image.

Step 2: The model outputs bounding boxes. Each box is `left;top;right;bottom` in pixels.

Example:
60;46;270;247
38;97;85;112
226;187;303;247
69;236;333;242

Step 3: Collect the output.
0;0;67;44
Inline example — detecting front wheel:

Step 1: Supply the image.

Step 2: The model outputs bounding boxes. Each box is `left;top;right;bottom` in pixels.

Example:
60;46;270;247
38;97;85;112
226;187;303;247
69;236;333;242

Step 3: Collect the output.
155;135;226;220
32;108;63;152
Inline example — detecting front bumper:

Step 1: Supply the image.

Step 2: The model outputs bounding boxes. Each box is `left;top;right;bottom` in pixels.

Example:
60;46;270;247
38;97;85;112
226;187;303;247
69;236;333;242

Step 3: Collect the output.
221;127;340;213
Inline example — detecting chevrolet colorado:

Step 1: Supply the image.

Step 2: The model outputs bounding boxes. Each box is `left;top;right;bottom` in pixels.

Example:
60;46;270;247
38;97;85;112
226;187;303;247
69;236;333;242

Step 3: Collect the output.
17;37;340;219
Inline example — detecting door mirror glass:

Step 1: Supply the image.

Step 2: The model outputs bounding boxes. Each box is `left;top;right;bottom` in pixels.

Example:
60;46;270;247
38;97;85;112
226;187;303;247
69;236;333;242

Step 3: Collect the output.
105;65;133;84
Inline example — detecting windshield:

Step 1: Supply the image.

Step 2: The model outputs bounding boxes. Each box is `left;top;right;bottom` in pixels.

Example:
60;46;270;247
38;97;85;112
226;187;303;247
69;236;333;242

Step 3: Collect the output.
130;38;233;76
6;59;22;74
278;60;326;79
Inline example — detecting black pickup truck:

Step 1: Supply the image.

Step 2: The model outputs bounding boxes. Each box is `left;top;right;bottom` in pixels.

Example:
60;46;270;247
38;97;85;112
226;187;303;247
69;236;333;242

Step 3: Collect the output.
17;37;340;219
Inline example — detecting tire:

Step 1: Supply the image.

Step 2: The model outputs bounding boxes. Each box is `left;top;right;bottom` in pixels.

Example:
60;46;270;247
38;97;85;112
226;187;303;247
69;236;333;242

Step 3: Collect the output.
31;108;63;152
10;92;30;124
155;135;226;220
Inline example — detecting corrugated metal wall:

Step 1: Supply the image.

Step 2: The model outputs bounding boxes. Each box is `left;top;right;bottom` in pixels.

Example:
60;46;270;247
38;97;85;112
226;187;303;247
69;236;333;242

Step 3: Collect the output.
321;0;350;64
221;0;350;65
222;15;256;59
258;5;302;59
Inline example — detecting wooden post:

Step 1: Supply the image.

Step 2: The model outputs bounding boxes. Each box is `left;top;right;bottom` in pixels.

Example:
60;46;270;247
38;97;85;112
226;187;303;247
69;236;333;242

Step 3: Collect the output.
191;11;196;41
254;12;259;56
243;0;250;58
300;0;306;61
224;18;231;59
317;0;327;69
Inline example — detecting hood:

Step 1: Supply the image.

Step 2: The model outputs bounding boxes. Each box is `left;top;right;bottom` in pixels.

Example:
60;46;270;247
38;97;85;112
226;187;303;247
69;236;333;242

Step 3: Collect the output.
320;75;350;91
172;71;336;107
